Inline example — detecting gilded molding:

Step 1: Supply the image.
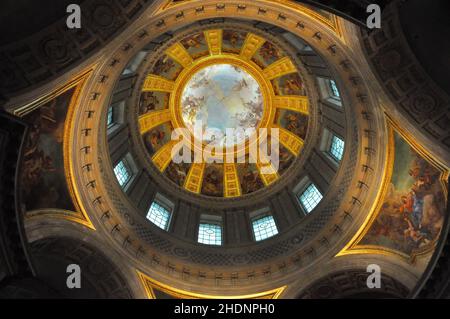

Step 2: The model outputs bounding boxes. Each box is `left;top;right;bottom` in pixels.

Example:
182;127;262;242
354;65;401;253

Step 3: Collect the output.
137;270;286;299
138;109;172;134
142;75;175;92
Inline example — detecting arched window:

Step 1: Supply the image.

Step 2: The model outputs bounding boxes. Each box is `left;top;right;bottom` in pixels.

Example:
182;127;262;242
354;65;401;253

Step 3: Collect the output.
197;215;223;246
329;135;345;161
251;214;278;241
316;77;342;107
147;200;172;231
107;106;114;128
298;183;323;214
114;159;132;187
329;79;340;98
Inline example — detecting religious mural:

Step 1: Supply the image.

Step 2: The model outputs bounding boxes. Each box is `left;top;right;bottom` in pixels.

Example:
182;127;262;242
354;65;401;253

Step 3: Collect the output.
237;163;265;194
21;89;76;212
143;123;173;156
275;109;309;140
165;161;191;187
181;64;264;147
153;54;183;80
252;41;284;68
180;32;209;59
201;164;224;197
139;91;169;115
272;73;306;96
360;130;447;257
222;30;246;54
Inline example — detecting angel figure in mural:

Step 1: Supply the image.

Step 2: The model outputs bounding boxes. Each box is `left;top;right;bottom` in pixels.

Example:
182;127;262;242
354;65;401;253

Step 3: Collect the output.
166;163;188;186
182;95;205;124
403;217;424;243
397;155;443;247
362;134;446;255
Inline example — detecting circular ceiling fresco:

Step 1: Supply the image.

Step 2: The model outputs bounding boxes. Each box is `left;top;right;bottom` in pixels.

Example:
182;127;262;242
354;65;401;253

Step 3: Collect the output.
137;28;311;198
181;63;264;147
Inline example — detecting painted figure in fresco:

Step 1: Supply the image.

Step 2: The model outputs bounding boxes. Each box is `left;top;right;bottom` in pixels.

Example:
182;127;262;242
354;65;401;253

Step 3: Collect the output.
232;78;249;91
259;42;281;62
364;140;445;255
411;192;424;229
22;102;58;190
241;164;263;194
182;33;204;49
284;112;307;138
139;92;160;114
203;168;222;196
150;130;165;149
21;93;76;212
223;30;243;48
166;162;188;186
403;217;424;243
153;56;176;75
283;75;303;95
182;95;206;124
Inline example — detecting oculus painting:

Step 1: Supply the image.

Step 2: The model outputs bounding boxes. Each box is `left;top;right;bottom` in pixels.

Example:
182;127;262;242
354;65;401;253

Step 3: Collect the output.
360;129;447;258
181;64;264;147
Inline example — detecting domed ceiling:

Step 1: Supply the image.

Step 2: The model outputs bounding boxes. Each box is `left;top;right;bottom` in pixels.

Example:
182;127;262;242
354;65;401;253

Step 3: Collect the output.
137;28;310;198
5;0;449;300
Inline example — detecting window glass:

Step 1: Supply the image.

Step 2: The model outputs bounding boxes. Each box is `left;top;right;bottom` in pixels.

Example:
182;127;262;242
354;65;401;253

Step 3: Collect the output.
252;215;278;241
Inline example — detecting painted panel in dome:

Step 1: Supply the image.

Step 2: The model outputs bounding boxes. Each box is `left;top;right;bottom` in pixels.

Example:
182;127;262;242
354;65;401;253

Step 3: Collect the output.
201;164;224;197
264;139;296;175
165;161;191;187
275;109;309;140
272;73;306;96
143;123;173;156
180;32;209;59
153;55;183;80
360;131;447;257
21;89;76;212
222;30;246;54
278;145;296;175
252;41;284;69
139;91;170;115
237;163;264;195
